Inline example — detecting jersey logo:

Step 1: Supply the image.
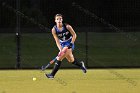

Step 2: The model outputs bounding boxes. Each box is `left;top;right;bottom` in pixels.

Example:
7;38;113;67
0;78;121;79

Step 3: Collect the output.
54;24;71;41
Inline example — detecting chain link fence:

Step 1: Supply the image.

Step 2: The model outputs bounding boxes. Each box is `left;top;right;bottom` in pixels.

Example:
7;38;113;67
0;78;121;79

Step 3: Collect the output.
0;0;140;69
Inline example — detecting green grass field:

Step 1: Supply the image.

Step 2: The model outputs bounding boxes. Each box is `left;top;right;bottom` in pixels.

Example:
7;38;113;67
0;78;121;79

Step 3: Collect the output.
0;69;140;93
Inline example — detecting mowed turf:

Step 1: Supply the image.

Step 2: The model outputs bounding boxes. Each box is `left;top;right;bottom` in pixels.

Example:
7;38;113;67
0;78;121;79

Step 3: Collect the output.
0;69;140;93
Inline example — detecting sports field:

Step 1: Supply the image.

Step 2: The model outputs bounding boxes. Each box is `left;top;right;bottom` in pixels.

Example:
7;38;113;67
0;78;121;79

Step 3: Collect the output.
0;69;140;93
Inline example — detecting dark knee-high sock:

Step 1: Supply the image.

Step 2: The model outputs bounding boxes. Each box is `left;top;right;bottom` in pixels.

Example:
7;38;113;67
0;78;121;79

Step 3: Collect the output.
51;60;61;76
72;58;82;68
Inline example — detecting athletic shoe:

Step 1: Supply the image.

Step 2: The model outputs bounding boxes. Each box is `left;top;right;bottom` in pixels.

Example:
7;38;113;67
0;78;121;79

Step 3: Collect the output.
45;73;54;79
80;61;87;73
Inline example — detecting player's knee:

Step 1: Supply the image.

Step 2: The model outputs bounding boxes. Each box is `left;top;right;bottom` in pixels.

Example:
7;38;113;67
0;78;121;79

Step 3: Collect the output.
68;59;74;63
57;57;63;61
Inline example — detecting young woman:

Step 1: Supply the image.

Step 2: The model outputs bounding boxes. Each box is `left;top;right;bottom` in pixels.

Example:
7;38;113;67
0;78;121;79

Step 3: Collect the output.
45;14;87;79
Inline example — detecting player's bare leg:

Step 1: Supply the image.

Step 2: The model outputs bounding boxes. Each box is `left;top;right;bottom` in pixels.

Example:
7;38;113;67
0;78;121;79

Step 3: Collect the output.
65;49;87;73
57;47;68;61
46;47;67;79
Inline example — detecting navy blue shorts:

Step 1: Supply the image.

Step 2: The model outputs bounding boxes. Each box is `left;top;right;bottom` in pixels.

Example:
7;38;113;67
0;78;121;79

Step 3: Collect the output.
60;39;74;50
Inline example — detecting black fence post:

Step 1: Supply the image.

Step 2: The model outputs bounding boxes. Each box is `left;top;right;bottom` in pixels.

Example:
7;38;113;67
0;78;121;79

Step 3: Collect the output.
85;31;88;68
16;0;21;69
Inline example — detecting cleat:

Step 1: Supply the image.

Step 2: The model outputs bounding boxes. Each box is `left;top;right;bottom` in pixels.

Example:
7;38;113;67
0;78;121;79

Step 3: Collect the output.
80;61;87;73
45;74;54;79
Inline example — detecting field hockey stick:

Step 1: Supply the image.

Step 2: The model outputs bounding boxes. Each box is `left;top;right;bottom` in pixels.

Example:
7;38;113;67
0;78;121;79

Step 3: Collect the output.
41;47;68;71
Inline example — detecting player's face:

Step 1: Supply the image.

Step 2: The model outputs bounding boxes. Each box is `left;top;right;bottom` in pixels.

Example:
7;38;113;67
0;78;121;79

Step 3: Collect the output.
55;16;63;24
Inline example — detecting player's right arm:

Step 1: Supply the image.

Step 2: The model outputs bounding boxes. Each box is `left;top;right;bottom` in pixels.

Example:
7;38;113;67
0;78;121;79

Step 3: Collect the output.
52;27;62;51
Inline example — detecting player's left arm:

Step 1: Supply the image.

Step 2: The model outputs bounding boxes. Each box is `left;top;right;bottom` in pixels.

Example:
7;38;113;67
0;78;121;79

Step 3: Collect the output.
66;24;77;44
